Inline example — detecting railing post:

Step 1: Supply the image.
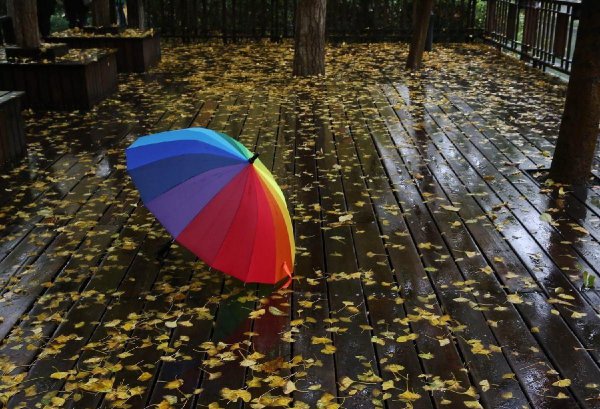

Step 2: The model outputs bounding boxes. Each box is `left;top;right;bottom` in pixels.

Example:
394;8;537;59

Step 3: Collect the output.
506;0;519;45
553;4;570;59
521;0;540;62
486;0;498;34
425;12;434;51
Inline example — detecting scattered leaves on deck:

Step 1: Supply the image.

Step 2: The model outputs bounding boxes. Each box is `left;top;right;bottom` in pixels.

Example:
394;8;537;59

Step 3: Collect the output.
1;40;599;409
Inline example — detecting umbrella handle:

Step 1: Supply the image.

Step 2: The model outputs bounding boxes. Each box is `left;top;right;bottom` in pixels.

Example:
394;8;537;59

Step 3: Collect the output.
248;153;260;164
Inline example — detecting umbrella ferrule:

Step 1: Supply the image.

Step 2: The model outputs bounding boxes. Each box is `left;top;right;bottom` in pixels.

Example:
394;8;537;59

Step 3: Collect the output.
249;153;260;164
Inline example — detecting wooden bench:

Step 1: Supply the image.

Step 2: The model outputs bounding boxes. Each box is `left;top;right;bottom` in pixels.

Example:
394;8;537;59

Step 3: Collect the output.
47;32;161;73
0;90;26;169
0;49;118;110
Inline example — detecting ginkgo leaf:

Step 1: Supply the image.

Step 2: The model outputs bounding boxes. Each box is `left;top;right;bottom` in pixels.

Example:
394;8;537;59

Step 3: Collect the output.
50;371;71;380
506;294;523;304
221;388;251;402
164;379;184;390
268;306;287;316
283;380;296;394
552;379;572;387
338;214;353;223
398;390;421;401
249;309;266;319
79;378;114;393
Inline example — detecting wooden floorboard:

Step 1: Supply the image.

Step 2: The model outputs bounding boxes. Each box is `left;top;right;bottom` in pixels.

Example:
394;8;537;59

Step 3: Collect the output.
1;42;599;409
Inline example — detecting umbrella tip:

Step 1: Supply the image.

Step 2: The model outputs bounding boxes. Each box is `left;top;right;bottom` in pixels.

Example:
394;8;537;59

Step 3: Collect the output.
249;153;260;164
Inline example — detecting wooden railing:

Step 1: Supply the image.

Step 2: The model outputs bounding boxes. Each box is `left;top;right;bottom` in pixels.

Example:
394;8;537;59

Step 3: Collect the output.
145;0;481;42
484;0;581;74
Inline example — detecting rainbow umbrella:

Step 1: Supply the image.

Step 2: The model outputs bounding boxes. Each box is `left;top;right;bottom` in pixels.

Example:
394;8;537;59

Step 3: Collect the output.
125;127;295;284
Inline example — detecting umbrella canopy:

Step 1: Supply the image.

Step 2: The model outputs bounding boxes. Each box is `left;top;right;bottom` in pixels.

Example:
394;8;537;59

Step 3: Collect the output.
125;127;295;284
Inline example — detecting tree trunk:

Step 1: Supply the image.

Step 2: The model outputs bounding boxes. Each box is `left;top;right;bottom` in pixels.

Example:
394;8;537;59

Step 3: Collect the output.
7;0;41;48
406;0;434;70
293;0;326;77
549;0;600;185
128;0;146;30
91;0;112;27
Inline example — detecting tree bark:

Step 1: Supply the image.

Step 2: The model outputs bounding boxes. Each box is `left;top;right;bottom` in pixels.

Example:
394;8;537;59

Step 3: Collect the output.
128;0;146;30
7;0;41;48
293;0;326;77
406;0;434;70
91;0;112;27
549;0;600;185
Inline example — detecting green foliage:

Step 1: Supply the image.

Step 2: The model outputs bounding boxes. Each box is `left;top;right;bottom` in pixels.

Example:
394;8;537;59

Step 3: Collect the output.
50;13;70;33
583;271;596;289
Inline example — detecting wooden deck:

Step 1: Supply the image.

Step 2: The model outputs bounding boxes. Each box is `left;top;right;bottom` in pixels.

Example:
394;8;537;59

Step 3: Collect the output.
0;41;599;409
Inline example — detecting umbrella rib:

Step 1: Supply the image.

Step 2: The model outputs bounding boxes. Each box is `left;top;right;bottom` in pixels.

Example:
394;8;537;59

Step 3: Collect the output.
146;163;247;238
137;160;247;204
254;173;286;280
241;176;261;282
131;129;247;159
207;168;253;270
128;151;246;172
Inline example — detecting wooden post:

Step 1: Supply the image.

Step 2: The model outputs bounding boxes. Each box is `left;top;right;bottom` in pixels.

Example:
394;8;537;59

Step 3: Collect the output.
91;0;112;27
521;1;539;60
486;0;498;33
406;0;434;70
7;0;41;48
109;0;117;24
292;0;327;76
549;0;600;185
505;2;518;43
553;11;569;59
128;0;146;30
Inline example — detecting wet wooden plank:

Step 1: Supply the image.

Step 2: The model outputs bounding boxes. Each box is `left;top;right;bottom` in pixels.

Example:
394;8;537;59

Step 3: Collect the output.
0;115;172;344
399;87;600;367
194;92;282;408
148;95;268;409
67;104;211;409
3;94;199;407
445;92;600;230
240;99;296;408
358;86;544;409
438;93;600;279
329;88;435;409
369;83;588;408
517;292;600;407
287;95;338;408
6;205;155;407
315;95;389;409
0;218;122;376
89;243;196;409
